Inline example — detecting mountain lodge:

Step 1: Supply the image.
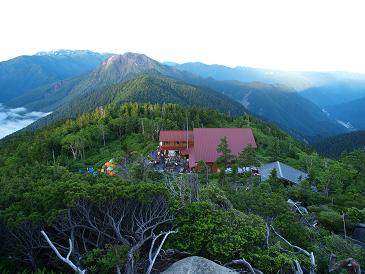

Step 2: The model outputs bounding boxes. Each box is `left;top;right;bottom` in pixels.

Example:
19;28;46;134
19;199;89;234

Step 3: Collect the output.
159;128;257;171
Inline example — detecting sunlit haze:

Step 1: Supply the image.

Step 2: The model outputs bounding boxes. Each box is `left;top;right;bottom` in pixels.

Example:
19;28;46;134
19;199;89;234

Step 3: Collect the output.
1;0;365;72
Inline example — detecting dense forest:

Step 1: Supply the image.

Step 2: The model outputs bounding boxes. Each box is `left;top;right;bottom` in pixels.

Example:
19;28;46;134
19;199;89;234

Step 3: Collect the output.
0;103;364;273
314;130;365;158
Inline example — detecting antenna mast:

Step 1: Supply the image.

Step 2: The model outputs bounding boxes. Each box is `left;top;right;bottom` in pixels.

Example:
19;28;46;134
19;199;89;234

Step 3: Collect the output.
186;113;189;149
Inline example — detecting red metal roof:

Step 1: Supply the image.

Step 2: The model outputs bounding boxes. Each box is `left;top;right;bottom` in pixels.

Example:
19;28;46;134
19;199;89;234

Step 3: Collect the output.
159;130;193;142
191;128;257;164
159;128;256;168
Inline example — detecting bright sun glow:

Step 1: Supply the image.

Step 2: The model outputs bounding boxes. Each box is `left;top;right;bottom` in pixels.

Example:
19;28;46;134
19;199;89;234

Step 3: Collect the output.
1;0;365;72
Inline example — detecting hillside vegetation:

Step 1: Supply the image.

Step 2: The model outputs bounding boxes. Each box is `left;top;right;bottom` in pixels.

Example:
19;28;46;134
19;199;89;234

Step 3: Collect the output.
179;77;348;140
314;130;365;157
326;96;365;130
25;74;246;130
6;53;185;112
0;103;364;273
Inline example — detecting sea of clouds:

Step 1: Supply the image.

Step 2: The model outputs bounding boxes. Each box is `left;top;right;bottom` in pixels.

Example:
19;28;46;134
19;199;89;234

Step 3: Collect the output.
0;103;51;139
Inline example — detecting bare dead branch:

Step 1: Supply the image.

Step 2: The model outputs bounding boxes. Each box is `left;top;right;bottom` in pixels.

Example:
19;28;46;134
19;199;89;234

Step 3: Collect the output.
225;258;263;274
292;260;304;274
146;230;177;274
40;230;86;274
270;225;316;274
265;222;270;249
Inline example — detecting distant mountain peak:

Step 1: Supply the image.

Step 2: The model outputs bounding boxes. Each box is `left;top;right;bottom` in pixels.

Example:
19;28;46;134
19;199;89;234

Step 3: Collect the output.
96;52;169;79
34;49;97;56
101;52;158;69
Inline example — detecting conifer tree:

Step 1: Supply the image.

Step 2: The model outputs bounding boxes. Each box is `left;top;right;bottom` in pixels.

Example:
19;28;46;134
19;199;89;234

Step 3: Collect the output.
238;144;259;167
216;136;233;170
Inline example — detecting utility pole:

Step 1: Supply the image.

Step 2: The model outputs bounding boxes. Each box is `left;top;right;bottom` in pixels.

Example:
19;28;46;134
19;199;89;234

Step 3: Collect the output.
186;113;189;149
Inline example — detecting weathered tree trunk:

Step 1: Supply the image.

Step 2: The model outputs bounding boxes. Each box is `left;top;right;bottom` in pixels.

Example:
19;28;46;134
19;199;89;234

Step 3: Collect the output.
102;129;106;146
52;148;56;165
271;225;316;274
125;250;135;274
225;257;263;274
342;212;347;239
329;253;361;274
292;260;304;274
146;230;177;274
41;230;87;274
70;145;77;160
116;264;122;274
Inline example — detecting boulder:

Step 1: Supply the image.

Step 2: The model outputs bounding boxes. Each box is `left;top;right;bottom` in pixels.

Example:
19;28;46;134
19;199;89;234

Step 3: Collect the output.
160;256;239;274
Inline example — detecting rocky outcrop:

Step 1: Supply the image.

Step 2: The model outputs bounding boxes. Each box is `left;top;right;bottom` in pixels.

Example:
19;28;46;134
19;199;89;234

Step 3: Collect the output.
160;256;239;274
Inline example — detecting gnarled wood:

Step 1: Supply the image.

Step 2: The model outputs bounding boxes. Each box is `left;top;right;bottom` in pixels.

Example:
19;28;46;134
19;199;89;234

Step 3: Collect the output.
329;253;361;274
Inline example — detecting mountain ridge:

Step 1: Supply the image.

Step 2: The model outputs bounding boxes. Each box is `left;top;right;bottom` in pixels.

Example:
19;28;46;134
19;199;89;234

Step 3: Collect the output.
325;96;365;130
0;51;357;141
6;52;192;112
169;61;365;107
22;73;247;130
0;50;111;102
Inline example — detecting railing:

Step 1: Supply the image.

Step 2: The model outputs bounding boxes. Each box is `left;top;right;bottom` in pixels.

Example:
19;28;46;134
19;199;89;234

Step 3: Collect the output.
160;142;193;150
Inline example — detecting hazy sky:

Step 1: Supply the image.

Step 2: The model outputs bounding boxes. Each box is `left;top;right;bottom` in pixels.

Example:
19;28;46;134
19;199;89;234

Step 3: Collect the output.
1;0;365;72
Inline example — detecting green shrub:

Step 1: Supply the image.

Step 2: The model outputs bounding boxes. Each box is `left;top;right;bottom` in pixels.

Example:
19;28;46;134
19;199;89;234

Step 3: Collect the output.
169;202;266;262
83;244;129;274
317;210;343;233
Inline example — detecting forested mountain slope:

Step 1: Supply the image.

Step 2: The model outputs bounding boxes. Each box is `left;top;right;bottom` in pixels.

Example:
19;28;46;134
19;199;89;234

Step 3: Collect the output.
314;130;365;157
0;103;364;273
325;96;365;130
0;50;111;102
6;53;189;112
3;52;353;141
28;74;246;129
171;61;365;106
179;77;348;140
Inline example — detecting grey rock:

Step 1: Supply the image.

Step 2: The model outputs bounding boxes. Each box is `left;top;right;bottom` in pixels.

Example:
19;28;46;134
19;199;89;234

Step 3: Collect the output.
160;256;239;274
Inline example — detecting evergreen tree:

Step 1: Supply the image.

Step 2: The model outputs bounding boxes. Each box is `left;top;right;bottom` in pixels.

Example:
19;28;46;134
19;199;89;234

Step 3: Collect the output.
216;136;233;170
238;144;260;167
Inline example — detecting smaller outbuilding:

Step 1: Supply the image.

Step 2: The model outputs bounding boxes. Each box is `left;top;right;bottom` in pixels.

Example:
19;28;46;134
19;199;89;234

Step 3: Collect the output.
259;161;308;185
352;223;365;245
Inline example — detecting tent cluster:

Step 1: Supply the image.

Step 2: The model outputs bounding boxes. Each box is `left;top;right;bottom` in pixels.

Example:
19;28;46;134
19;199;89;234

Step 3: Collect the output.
79;167;98;176
101;159;118;176
100;159;129;177
79;159;129;177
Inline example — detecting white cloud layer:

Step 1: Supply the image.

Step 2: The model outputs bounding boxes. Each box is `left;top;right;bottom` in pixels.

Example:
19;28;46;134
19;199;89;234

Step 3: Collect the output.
0;104;50;139
1;0;365;72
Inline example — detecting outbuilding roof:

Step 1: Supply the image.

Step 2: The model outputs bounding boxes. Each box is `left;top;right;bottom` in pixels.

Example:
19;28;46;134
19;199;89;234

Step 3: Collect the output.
259;161;308;185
